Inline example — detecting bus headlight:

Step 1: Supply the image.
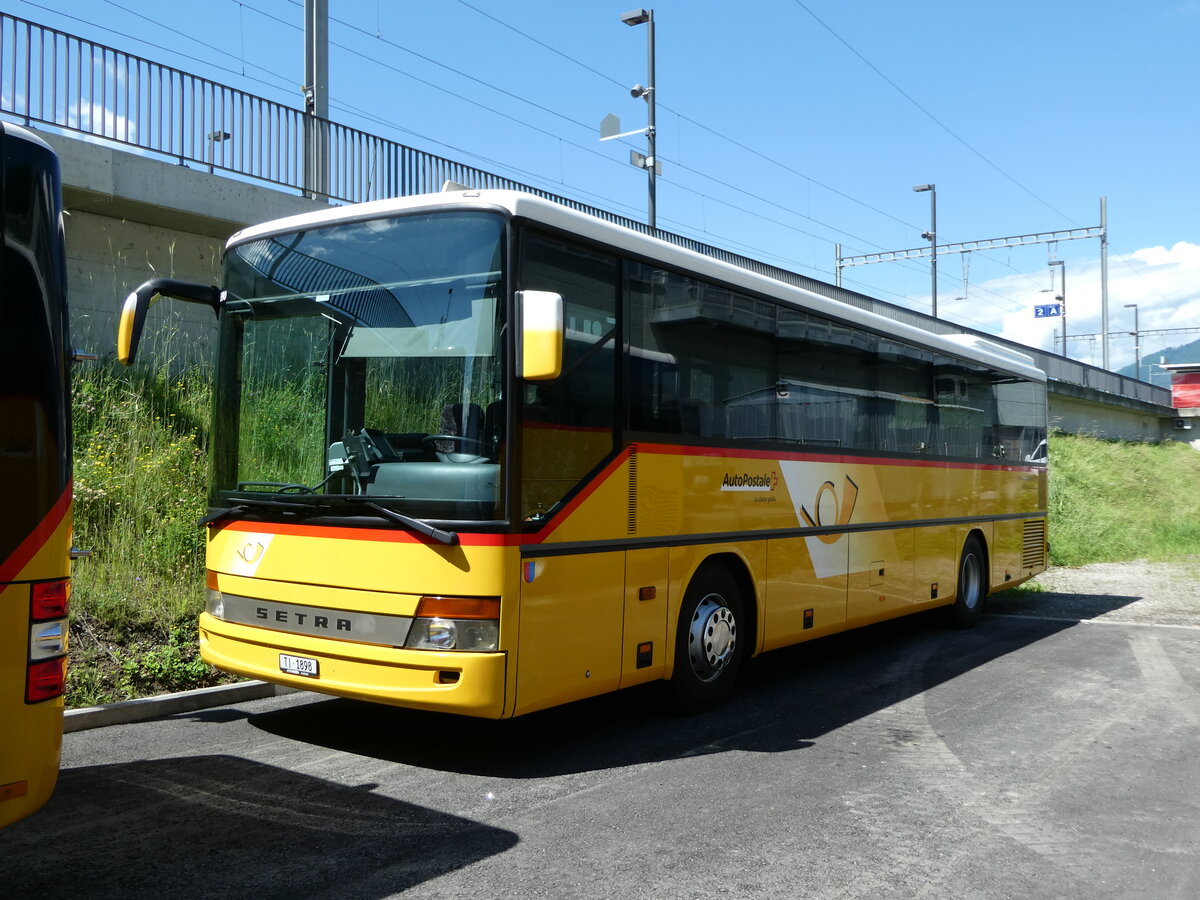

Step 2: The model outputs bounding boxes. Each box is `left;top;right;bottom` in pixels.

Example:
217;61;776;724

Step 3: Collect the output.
206;588;225;620
205;570;225;619
404;596;499;652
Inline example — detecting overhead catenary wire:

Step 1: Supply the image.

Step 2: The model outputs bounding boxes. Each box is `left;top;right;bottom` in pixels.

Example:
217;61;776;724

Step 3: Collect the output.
27;0;1083;328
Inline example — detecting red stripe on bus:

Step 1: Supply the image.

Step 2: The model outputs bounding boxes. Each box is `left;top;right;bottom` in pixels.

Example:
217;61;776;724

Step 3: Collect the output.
633;442;1042;473
216;519;524;546
0;484;71;584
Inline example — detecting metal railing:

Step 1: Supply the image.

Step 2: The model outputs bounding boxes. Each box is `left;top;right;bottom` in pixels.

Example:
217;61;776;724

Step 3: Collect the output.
0;12;1172;410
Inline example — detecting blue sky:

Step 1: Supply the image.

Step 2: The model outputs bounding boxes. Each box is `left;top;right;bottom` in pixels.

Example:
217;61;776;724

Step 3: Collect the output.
9;0;1200;381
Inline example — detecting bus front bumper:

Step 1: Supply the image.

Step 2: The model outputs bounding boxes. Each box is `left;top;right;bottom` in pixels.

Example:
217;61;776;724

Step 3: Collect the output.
199;612;508;719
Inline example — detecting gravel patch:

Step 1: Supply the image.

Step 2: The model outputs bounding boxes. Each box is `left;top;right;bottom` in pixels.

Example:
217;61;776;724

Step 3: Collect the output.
988;558;1200;627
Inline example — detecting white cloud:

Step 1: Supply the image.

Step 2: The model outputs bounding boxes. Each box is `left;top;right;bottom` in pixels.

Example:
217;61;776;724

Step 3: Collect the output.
946;241;1200;373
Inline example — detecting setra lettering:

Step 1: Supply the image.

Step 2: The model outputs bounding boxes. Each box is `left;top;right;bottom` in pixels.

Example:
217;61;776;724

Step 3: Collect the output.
253;606;352;633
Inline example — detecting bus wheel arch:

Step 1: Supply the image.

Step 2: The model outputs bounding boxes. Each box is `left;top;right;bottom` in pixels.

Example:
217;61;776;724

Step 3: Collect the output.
669;555;755;712
948;531;988;628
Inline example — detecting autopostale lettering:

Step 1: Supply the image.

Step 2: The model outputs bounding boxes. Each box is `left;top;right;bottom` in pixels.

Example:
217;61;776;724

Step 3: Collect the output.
256;606;352;632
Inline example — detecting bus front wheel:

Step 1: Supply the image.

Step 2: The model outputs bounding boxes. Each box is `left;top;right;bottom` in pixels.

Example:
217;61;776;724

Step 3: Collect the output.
670;564;745;712
949;535;986;628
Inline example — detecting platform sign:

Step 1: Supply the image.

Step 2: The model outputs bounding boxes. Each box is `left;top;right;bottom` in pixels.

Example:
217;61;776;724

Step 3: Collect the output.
1034;303;1062;318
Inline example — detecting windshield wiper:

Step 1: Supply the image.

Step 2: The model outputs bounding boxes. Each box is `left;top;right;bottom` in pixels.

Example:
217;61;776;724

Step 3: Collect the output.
200;496;459;546
344;497;459;545
198;495;334;527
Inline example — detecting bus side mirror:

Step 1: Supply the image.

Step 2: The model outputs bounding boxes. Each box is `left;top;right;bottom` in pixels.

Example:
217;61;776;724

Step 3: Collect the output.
516;290;563;381
118;278;221;365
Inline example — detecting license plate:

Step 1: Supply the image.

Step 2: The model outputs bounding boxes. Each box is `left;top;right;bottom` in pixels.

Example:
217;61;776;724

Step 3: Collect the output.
279;653;319;678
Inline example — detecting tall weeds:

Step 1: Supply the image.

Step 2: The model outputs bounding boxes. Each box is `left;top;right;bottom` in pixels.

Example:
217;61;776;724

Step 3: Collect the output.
1047;431;1200;566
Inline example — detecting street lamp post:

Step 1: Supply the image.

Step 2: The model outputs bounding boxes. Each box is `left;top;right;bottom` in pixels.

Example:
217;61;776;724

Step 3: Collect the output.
207;130;231;174
1125;303;1142;382
621;8;656;230
913;184;937;317
1049;260;1066;358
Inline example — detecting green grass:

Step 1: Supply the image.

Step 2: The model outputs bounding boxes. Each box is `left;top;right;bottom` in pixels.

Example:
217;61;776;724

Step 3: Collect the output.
68;357;229;707
1047;431;1200;566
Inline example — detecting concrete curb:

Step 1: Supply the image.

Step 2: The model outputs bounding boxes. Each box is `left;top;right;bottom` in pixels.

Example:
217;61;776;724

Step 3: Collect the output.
64;681;300;733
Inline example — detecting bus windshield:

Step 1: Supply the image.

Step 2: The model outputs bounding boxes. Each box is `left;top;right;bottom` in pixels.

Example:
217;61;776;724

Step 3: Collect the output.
214;210;507;521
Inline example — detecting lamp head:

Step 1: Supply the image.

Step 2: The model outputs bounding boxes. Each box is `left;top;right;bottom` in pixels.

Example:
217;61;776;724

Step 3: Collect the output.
621;8;651;25
913;183;934;193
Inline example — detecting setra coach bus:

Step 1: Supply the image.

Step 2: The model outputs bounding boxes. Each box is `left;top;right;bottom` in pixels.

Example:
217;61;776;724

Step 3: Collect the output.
118;188;1048;718
1;124;75;826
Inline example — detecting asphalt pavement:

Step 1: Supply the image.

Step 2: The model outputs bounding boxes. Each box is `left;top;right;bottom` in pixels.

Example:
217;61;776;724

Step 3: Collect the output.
2;568;1198;899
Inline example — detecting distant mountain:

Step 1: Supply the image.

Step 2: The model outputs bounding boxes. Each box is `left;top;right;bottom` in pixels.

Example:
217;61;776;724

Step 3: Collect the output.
1116;336;1200;386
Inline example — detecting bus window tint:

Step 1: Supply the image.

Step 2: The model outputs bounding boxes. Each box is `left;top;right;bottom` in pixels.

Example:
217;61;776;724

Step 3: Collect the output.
519;233;617;521
626;260;1046;460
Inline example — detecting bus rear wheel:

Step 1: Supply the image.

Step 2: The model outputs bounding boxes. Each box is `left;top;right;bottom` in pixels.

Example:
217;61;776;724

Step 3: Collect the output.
948;535;986;628
670;564;745;712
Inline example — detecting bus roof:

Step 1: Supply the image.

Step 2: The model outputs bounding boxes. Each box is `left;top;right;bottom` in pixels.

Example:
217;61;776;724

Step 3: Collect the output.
227;189;1046;383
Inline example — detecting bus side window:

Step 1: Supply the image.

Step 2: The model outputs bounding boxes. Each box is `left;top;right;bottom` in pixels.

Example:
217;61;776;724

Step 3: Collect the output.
519;232;617;520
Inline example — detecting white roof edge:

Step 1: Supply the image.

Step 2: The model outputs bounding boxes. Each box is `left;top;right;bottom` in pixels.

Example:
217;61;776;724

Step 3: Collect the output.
1;122;54;153
227;190;1047;382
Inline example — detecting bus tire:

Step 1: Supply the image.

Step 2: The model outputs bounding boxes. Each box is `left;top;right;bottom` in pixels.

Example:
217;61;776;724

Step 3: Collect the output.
670;564;745;712
948;535;986;628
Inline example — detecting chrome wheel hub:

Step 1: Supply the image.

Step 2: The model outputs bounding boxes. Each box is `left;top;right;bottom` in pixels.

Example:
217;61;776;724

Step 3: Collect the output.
688;594;737;682
961;553;981;609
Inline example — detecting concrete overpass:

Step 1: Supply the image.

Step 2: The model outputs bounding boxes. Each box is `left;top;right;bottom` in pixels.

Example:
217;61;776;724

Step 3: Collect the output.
45;129;1178;443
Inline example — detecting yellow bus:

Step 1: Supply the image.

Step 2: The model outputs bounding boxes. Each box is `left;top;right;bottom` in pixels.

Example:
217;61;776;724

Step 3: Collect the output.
1;125;73;826
119;188;1047;718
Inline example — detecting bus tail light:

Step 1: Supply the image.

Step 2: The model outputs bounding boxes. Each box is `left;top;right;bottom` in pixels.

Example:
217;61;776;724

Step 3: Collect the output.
31;578;70;619
28;579;70;703
405;596;499;652
26;657;66;704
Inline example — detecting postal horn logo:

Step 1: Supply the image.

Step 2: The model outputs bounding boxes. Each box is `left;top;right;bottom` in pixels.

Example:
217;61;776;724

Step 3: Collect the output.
799;476;859;544
237;541;266;564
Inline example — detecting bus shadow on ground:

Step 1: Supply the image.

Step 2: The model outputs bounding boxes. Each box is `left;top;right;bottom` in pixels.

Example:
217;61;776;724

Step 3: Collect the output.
0;755;517;899
986;588;1142;621
249;610;1077;780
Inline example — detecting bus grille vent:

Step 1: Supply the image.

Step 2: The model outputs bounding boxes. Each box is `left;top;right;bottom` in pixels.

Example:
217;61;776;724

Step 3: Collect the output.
627;444;638;534
1022;519;1046;569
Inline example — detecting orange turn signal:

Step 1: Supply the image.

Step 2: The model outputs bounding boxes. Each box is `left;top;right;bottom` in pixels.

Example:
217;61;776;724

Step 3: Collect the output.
414;596;500;620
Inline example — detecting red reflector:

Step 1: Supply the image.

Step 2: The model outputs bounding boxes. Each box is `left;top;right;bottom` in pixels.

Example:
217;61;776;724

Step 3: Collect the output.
1;781;29;802
26;657;66;703
31;579;70;620
415;596;500;620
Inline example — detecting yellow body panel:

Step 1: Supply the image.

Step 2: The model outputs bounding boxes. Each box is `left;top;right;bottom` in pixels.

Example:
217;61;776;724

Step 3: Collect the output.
200;612;507;717
0;509;70;828
514;550;624;716
200;446;1045;718
762;537;847;650
619;548;670;688
208;524;509;597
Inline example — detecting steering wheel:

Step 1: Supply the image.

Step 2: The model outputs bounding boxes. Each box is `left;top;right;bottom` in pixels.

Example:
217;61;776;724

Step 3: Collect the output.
421;434;491;462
